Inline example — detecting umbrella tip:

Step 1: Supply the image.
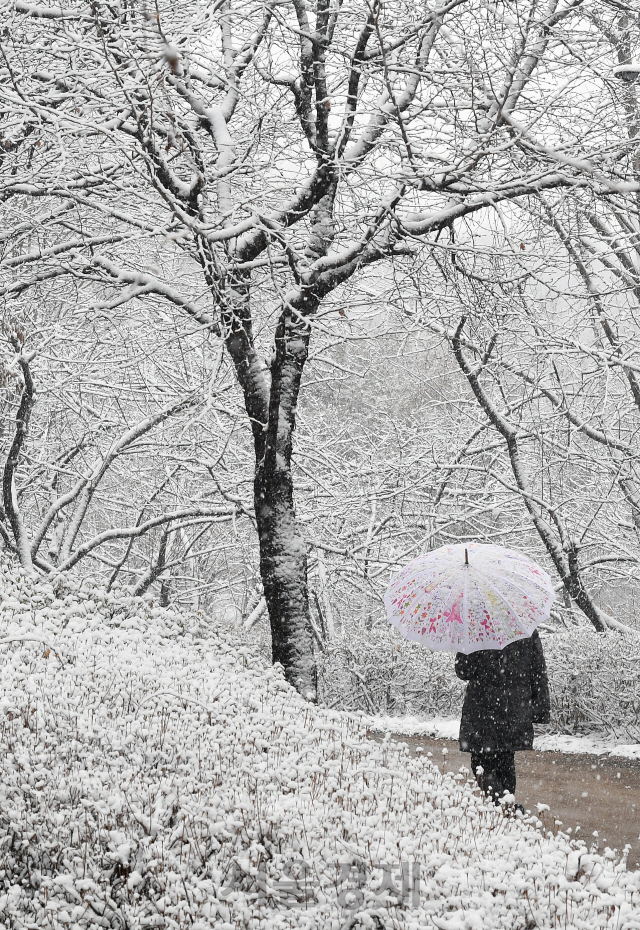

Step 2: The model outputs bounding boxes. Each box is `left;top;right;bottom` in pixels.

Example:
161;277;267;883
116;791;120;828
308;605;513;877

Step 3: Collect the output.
465;548;468;565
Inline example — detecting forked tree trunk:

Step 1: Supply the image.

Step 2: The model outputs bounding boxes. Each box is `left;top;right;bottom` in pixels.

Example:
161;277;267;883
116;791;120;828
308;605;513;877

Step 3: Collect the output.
224;280;317;697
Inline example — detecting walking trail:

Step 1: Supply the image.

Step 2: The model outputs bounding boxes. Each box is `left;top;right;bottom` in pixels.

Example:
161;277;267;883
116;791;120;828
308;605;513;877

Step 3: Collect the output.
381;733;640;870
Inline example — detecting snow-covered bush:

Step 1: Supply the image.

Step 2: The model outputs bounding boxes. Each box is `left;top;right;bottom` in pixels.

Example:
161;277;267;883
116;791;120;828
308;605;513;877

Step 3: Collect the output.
542;631;640;741
317;627;640;741
0;560;639;929
317;634;464;718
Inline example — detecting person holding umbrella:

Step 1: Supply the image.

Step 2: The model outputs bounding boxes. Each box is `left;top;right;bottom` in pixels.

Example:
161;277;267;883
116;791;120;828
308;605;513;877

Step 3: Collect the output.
455;626;550;805
384;542;553;807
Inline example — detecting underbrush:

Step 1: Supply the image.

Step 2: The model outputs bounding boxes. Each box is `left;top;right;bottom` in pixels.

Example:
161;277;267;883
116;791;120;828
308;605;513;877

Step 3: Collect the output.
0;561;639;928
317;626;640;742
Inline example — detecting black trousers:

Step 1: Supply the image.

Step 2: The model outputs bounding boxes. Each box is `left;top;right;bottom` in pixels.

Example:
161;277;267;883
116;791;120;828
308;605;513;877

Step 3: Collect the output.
470;750;516;804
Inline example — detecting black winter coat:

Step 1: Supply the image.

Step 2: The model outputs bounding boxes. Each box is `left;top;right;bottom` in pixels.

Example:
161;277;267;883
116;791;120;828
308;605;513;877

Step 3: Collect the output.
455;630;550;752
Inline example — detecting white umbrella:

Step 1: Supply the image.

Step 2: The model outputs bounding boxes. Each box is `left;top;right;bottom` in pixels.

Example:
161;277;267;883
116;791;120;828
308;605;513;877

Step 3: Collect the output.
384;542;555;654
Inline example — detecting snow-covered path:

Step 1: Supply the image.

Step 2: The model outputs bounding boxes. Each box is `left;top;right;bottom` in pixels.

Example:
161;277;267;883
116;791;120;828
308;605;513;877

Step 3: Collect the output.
381;733;640;870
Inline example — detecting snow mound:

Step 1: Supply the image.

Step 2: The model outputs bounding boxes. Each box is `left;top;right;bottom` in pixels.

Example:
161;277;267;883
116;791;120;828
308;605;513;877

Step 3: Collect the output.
364;715;461;741
363;716;640;759
0;561;639;928
533;734;640;759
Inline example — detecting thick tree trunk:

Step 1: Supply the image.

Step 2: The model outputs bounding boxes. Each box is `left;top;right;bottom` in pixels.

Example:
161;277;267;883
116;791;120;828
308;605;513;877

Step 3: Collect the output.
255;464;316;697
223;275;317;697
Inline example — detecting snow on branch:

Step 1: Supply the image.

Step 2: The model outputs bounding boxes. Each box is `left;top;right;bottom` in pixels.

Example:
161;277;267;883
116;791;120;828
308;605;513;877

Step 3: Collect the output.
56;505;240;573
451;318;622;634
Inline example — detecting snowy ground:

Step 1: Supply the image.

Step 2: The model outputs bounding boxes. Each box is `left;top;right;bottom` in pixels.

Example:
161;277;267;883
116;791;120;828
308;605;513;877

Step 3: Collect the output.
363;716;640;761
1;563;639;929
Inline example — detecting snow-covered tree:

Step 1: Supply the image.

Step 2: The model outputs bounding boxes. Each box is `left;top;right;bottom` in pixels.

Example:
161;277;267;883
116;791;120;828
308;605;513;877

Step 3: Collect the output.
2;0;639;693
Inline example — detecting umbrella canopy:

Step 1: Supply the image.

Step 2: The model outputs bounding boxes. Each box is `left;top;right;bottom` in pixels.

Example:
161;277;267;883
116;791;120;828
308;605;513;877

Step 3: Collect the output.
384;542;555;654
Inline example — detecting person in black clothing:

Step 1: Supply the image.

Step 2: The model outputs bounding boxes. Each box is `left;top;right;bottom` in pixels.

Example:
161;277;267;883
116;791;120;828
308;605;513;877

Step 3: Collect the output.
455;630;550;805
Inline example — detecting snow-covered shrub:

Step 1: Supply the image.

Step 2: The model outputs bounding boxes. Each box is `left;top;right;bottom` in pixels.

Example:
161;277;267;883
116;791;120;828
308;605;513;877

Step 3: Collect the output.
317;627;640;741
542;631;640;741
317;634;464;718
0;559;639;928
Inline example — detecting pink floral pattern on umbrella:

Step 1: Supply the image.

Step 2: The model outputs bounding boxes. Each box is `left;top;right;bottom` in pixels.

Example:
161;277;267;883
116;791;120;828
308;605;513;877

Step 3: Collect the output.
384;542;555;654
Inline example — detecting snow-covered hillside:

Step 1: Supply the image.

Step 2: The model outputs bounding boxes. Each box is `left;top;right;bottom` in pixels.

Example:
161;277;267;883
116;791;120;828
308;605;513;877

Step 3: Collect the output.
0;560;638;929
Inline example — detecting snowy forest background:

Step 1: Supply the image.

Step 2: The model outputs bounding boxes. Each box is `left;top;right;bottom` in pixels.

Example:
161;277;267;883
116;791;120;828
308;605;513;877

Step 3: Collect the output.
3;0;640;710
4;2;640;927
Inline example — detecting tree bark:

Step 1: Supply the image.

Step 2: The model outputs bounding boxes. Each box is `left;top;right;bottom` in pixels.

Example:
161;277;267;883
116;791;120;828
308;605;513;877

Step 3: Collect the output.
2;342;35;572
254;464;316;696
223;273;317;697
